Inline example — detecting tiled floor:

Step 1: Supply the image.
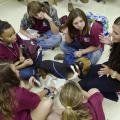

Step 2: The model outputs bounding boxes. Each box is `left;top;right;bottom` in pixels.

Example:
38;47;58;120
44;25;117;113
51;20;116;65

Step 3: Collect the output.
0;0;120;119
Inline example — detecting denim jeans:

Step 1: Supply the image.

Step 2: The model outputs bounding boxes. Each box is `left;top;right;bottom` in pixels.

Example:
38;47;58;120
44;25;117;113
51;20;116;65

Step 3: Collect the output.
36;30;62;49
19;66;36;80
60;41;103;65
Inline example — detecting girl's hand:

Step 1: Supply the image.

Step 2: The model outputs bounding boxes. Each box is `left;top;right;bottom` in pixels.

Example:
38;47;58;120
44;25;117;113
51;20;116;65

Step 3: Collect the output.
43;13;52;22
24;58;33;66
19;56;25;63
74;50;83;57
29;34;40;40
99;33;111;45
46;87;58;99
98;64;111;77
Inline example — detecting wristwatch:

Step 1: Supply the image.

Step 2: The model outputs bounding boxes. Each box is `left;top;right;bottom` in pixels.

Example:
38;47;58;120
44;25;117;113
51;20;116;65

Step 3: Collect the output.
111;71;118;79
44;87;51;95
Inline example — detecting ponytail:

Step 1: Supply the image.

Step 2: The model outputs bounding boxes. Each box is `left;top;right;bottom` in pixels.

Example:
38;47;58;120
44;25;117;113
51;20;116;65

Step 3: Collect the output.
60;81;92;120
61;106;77;120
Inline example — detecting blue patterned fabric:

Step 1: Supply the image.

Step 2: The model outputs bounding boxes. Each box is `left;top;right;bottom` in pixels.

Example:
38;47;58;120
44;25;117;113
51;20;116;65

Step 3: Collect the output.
87;12;109;36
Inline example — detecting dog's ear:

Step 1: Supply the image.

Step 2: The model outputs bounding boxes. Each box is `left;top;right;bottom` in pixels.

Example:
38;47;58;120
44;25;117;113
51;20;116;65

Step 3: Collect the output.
73;64;80;73
68;65;79;80
75;57;91;75
74;62;83;72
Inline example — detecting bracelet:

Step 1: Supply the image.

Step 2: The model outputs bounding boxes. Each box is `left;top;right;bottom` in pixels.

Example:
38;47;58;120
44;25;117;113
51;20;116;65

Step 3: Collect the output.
111;71;118;79
48;18;53;22
44;87;51;95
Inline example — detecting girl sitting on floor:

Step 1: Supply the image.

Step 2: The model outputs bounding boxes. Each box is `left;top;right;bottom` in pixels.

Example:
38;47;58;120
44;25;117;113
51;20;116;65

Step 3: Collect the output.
55;8;103;66
19;1;61;49
47;81;105;120
0;20;42;81
0;62;54;120
79;17;120;101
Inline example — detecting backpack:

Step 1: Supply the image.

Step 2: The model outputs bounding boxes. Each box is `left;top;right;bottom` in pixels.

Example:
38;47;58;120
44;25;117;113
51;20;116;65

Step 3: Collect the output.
16;34;42;61
59;15;68;25
86;12;109;36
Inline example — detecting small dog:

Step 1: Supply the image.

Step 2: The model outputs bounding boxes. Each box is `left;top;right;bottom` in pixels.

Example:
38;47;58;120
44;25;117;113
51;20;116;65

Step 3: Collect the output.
38;59;90;80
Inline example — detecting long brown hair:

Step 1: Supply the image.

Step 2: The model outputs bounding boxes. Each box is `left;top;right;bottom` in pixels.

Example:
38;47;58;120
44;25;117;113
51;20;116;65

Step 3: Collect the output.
59;81;92;120
0;62;20;120
62;8;89;39
108;17;120;71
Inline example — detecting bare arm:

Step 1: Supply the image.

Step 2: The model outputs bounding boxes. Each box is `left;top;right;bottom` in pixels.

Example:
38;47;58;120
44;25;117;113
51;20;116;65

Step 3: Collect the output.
62;27;73;43
19;47;23;57
44;13;59;35
19;47;25;62
48;20;59;34
74;46;98;58
36;90;48;98
82;46;98;54
98;64;120;81
15;62;28;69
15;58;33;70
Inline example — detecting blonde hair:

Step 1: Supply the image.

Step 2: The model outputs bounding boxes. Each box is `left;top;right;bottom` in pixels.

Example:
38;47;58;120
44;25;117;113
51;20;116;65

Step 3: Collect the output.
59;81;92;120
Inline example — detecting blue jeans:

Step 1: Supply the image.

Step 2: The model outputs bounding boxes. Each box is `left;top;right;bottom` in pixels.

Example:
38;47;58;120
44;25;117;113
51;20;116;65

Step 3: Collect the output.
19;50;42;81
19;66;36;80
36;30;62;49
60;41;103;65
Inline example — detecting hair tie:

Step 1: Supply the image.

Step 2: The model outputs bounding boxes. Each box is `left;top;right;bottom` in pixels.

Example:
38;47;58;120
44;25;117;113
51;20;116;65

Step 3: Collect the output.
66;106;72;109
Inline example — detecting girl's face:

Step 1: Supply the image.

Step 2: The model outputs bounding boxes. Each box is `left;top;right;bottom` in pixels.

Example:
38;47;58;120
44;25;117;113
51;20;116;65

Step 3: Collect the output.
73;16;85;30
111;24;120;43
1;27;16;44
11;64;19;78
34;11;44;20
